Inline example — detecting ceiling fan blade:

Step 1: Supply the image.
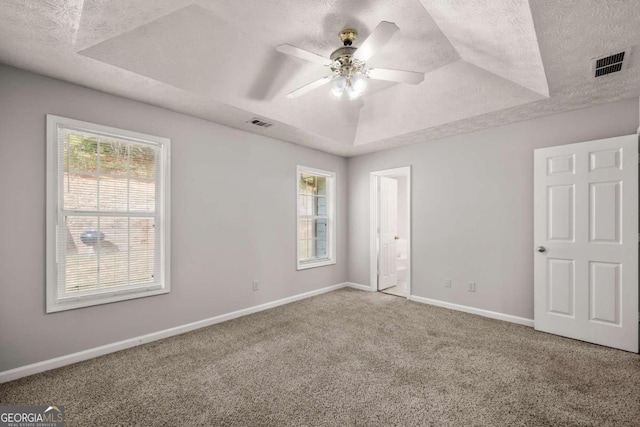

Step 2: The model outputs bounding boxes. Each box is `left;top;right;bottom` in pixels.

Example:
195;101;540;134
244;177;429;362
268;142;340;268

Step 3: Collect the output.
286;76;333;99
352;21;399;62
368;68;425;85
276;44;330;66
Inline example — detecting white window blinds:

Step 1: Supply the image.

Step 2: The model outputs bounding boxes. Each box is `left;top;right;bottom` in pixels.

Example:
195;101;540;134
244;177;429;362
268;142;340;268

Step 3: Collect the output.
46;115;170;312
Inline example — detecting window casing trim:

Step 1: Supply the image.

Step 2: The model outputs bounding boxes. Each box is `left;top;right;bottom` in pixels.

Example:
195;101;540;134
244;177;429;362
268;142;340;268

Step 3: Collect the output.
46;115;171;313
296;165;336;271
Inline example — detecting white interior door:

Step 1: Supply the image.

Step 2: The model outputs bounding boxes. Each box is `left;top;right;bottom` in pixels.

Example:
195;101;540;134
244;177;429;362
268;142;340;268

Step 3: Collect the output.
534;135;638;352
378;176;398;290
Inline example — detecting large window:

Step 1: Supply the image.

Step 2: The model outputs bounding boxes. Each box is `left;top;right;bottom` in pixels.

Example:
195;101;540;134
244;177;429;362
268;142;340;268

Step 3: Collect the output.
297;166;336;270
46;115;170;313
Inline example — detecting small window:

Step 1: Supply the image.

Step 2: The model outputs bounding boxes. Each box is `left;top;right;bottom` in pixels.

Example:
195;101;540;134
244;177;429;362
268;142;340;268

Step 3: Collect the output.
46;115;170;312
297;166;336;270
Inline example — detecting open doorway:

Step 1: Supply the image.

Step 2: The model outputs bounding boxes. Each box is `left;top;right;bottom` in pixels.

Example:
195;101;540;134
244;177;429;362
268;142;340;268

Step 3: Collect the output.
370;167;411;298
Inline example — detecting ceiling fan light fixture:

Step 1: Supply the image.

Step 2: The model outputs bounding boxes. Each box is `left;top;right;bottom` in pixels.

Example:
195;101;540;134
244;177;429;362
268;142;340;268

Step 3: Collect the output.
331;75;347;98
345;73;368;100
351;74;367;94
346;84;358;100
332;74;367;100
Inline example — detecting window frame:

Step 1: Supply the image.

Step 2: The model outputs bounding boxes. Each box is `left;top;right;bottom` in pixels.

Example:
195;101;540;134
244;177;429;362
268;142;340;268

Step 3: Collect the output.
296;165;336;270
46;115;171;313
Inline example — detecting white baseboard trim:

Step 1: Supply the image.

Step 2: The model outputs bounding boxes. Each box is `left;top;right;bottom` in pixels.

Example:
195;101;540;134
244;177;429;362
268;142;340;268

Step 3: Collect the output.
0;282;349;384
408;295;534;327
345;282;373;292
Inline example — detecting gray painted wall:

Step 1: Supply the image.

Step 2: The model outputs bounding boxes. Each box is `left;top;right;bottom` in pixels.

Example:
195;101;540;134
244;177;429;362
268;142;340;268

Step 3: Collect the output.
0;65;348;372
348;97;639;320
1;62;638;373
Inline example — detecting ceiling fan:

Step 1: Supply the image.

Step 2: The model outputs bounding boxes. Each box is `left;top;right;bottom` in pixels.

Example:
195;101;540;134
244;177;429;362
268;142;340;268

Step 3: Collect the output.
276;21;425;100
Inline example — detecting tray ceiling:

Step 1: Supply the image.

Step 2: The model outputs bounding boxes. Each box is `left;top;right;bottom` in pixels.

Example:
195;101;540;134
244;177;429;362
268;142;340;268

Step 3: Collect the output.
1;0;639;156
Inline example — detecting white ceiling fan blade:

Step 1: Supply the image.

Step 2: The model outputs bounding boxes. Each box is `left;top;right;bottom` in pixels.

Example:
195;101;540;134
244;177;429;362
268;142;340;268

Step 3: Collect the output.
286;76;332;99
352;21;399;62
368;68;425;85
276;44;330;66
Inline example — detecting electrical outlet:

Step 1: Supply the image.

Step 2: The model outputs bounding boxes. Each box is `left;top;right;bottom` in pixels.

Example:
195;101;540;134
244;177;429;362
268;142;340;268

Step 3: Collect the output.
445;279;452;288
253;280;259;291
468;281;476;292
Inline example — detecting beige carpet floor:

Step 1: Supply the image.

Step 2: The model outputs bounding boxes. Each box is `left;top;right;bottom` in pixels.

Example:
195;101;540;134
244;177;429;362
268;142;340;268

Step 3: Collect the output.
1;288;639;426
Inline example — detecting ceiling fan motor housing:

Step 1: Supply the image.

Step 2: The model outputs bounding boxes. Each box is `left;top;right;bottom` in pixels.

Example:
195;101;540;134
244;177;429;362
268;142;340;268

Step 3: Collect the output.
330;46;357;61
331;29;363;75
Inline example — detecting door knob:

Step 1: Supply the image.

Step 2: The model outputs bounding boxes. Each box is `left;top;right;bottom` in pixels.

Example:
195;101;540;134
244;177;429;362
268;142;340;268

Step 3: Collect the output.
394;236;399;240
536;246;546;253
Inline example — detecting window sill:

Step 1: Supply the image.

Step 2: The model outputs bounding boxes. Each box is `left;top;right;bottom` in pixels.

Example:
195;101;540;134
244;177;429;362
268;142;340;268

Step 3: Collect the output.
46;286;169;313
297;258;336;271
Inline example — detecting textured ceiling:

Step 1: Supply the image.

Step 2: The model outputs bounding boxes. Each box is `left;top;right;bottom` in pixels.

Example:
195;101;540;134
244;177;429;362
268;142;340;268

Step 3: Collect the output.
0;1;639;156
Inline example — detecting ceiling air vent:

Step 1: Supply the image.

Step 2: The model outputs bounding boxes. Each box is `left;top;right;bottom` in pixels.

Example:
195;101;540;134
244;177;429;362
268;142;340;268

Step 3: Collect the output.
592;50;629;78
246;117;273;128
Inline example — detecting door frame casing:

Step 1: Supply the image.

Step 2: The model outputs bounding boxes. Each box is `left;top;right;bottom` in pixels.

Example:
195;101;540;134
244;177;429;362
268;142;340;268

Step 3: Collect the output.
369;166;412;297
